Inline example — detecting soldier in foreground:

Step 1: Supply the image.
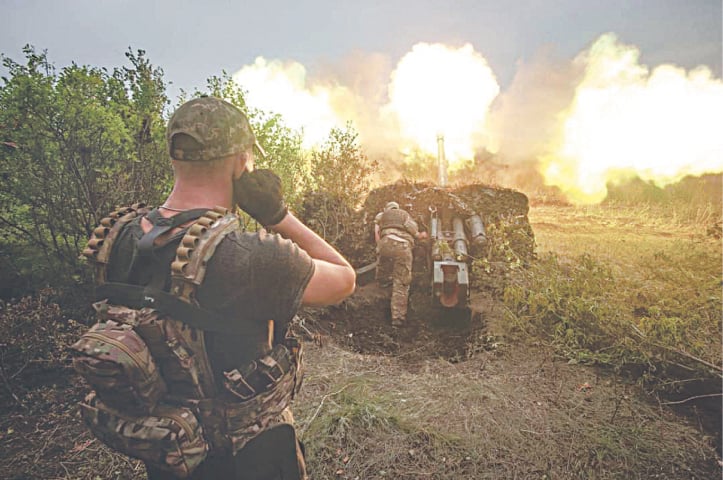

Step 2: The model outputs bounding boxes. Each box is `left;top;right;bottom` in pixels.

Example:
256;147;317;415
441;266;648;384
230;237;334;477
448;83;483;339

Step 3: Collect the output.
73;96;355;479
374;201;426;326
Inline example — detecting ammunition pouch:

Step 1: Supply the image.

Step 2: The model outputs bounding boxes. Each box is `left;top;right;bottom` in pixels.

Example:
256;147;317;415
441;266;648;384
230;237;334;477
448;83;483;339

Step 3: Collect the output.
132;309;208;400
71;318;166;414
224;339;303;401
219;337;304;454
80;392;208;479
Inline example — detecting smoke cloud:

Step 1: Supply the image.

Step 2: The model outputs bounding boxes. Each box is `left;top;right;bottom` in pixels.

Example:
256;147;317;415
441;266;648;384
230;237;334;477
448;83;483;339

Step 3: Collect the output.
231;34;723;204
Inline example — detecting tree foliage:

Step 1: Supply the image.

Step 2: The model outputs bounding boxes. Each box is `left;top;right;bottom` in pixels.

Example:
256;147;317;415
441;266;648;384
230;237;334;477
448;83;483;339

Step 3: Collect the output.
297;124;378;250
0;46;170;294
310;124;377;209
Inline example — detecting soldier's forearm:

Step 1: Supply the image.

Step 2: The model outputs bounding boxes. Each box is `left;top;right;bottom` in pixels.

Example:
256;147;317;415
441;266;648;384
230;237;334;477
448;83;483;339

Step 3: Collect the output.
271;212;351;268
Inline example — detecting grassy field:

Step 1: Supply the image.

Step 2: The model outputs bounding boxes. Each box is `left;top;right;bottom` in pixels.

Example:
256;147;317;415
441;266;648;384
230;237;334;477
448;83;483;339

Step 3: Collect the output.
521;203;721;377
0;201;721;479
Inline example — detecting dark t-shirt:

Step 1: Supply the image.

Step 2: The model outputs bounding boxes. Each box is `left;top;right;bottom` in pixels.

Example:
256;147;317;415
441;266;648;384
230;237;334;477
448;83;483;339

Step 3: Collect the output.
105;212;314;380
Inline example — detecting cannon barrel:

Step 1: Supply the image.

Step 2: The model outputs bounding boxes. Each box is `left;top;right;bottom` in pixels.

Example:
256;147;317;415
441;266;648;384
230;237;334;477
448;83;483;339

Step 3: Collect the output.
430;213;440;241
452;217;468;259
467;214;486;245
437;134;448;187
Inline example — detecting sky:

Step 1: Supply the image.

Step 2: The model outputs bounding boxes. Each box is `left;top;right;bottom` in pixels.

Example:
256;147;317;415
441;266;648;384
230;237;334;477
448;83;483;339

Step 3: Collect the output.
1;0;720;98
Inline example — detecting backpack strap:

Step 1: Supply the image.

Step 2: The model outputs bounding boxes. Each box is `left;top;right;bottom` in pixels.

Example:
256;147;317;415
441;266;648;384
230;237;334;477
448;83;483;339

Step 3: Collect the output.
91;206;244;332
94;282;258;335
168;207;242;397
136;208;210;258
83;203;150;284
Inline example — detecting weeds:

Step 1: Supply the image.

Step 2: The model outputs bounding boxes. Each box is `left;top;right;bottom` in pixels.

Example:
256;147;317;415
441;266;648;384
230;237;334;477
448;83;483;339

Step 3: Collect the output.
300;375;473;479
507;207;722;397
473;214;535;294
503;253;630;365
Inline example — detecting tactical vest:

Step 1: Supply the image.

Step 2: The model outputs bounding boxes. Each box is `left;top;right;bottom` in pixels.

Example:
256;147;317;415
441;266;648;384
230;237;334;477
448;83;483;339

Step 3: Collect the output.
378;208;414;242
72;204;304;478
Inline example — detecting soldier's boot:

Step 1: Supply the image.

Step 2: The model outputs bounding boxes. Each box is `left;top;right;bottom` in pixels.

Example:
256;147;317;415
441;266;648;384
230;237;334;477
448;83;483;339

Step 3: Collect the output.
391;316;404;327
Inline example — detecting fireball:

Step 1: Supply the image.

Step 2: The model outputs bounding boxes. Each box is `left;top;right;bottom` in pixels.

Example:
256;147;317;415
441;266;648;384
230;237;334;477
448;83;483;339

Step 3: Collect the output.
543;34;723;204
384;43;500;167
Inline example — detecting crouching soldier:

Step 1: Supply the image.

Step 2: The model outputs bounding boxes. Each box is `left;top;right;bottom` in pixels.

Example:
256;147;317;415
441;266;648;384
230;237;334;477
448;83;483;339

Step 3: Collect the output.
374;201;426;327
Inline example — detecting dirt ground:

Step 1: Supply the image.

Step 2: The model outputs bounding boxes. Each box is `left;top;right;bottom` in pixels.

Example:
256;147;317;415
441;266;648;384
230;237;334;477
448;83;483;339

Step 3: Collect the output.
302;282;499;364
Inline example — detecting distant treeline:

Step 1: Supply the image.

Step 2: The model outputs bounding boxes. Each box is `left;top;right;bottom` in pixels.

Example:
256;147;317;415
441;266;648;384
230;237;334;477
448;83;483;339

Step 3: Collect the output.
0;46;375;298
605;173;722;206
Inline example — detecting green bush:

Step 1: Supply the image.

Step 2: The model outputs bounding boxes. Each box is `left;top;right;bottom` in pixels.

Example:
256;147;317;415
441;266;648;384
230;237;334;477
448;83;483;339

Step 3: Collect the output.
0;46;170;293
297;124;377;249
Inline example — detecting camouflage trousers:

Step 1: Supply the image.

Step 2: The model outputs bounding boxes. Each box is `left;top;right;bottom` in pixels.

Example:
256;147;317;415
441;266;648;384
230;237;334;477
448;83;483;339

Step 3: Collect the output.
376;236;413;325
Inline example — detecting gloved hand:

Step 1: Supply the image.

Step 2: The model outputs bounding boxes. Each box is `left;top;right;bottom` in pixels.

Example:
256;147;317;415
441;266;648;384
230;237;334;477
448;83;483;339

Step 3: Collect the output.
233;169;288;226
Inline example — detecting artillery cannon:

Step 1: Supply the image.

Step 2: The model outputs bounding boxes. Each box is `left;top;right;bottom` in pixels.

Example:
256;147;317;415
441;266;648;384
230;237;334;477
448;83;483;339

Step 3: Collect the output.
428;206;486;310
356;137;534;321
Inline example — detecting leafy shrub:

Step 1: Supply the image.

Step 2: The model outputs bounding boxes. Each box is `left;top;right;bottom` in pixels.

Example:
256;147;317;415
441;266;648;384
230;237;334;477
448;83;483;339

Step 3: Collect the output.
310;124;378;210
0;46;170;292
298;124;377;250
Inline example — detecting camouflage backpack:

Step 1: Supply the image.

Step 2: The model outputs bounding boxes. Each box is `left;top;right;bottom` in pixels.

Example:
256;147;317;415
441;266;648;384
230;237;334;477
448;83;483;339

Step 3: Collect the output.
72;204;304;478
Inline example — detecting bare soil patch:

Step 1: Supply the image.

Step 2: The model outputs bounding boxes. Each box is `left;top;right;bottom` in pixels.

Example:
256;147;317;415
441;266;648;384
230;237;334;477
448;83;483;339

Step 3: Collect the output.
303;283;500;363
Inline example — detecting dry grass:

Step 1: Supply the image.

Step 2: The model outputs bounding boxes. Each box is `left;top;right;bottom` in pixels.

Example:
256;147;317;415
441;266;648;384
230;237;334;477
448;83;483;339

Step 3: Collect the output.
295;341;720;479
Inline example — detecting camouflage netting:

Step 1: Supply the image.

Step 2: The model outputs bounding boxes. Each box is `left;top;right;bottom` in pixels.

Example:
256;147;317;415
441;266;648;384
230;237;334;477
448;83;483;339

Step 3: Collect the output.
298;180;536;277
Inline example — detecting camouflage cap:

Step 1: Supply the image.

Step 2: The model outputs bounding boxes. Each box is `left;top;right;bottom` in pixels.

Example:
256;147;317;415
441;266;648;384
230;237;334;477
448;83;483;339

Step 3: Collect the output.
166;96;256;162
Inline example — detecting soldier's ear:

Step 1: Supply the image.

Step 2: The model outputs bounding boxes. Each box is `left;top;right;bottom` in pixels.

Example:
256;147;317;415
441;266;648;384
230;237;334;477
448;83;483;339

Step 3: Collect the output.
232;150;253;180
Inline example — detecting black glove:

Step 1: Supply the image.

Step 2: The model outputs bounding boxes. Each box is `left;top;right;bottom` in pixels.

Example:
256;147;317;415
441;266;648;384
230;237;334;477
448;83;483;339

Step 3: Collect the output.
233;169;288;226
